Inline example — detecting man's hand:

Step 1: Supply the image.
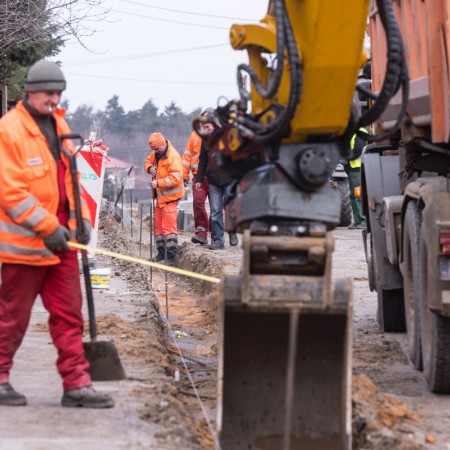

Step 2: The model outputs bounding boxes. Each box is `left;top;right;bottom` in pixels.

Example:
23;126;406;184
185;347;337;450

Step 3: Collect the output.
43;225;70;252
195;182;202;191
78;219;92;245
148;167;157;176
150;179;158;189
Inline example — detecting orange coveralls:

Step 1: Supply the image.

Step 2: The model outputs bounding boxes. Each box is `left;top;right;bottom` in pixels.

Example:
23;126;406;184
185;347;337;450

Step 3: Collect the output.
0;101;92;390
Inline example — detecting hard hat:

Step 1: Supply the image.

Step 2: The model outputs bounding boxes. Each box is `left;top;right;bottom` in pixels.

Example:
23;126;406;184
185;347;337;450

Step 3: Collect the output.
24;59;67;92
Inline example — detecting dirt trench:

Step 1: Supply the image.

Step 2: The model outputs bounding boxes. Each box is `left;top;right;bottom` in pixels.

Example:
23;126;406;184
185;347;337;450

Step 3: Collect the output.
91;213;450;449
6;211;431;450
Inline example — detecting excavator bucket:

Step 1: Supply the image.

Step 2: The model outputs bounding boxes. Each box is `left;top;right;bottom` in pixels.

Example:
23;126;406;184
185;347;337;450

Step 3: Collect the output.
217;233;352;450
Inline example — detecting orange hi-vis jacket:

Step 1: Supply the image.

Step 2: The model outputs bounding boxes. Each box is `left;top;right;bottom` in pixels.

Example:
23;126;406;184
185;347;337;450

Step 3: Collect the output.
144;140;185;207
0;100;91;266
182;131;202;180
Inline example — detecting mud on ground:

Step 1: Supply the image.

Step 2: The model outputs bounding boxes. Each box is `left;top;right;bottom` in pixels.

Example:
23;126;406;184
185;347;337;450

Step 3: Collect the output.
96;213;447;449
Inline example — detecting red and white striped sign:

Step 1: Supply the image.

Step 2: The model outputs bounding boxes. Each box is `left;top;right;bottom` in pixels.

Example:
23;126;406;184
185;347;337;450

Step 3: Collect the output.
77;134;108;248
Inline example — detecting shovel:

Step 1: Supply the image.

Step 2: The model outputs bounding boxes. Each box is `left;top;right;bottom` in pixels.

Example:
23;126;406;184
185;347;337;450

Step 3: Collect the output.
59;134;126;381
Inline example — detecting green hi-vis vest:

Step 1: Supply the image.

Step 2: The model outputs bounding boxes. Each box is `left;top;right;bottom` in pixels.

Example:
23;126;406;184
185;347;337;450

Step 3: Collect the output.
349;128;367;168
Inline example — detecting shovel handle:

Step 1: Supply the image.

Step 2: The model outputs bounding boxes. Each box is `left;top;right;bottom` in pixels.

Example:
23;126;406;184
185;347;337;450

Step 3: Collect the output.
59;134;97;342
81;249;97;341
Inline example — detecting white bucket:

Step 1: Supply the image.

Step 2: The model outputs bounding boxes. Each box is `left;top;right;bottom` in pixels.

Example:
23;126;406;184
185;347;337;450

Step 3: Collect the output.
90;268;111;289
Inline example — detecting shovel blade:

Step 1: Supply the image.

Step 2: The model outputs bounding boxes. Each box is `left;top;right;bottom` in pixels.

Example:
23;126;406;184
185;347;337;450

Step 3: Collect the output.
84;341;126;381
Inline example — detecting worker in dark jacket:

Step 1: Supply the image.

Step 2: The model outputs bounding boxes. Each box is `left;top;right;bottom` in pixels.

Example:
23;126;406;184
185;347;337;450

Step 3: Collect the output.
196;117;238;250
344;128;369;229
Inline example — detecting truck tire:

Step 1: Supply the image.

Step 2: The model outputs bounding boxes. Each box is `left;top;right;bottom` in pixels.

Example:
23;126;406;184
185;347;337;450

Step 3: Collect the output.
377;288;406;332
420;234;450;393
401;201;422;369
332;179;352;227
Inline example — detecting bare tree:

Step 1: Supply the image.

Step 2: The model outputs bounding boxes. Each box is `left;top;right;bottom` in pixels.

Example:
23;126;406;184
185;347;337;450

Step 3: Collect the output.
0;0;108;54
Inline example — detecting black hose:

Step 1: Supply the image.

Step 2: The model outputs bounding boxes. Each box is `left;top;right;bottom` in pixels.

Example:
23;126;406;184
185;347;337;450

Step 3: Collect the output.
358;0;407;129
361;61;409;142
249;1;302;142
237;0;285;99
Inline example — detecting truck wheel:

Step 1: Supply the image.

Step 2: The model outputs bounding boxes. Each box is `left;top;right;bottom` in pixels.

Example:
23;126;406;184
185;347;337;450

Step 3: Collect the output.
401;201;422;369
420;235;450;393
377;288;406;332
335;179;352;227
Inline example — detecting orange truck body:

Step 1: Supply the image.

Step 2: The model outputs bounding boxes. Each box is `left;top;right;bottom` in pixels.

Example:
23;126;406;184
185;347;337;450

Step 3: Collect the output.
369;0;450;143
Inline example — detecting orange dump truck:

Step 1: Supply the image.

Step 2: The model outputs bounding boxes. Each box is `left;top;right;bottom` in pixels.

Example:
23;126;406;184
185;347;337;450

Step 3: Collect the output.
362;0;450;393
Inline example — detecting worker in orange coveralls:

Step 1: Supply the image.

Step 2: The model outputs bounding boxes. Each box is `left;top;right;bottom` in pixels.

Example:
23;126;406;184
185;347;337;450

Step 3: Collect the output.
182;108;215;246
144;132;185;265
0;59;113;408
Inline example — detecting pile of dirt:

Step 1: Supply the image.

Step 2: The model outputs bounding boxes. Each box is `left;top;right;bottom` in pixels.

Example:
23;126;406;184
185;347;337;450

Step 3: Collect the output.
98;212;150;287
352;374;426;449
94;313;148;337
174;227;435;449
96;213;438;449
98;213;212;448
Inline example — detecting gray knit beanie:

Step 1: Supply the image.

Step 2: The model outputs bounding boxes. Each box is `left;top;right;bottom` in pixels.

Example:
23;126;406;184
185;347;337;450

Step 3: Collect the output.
24;59;66;92
201;107;215;116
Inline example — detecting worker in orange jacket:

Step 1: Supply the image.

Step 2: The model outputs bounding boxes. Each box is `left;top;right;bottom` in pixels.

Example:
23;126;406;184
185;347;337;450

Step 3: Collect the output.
144;132;184;264
0;60;113;409
182;108;214;245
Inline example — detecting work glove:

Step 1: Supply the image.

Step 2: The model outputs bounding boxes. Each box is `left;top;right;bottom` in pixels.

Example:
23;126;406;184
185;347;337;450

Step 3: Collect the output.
77;219;92;245
43;225;70;252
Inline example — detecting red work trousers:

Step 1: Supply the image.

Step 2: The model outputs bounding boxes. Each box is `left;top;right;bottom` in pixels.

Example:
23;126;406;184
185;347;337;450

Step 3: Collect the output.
192;176;209;238
155;200;179;235
0;160;91;391
0;251;91;391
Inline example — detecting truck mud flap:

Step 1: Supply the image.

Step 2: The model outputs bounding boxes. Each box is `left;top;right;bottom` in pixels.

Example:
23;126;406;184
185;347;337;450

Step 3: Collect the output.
217;277;352;450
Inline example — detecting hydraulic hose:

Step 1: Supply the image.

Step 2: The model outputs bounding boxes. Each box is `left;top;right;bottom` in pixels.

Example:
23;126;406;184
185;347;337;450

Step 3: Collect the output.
246;0;302;143
237;0;285;100
360;63;409;142
358;0;409;139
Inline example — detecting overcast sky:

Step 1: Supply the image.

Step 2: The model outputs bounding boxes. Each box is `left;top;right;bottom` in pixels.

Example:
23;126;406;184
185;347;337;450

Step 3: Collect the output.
57;1;268;114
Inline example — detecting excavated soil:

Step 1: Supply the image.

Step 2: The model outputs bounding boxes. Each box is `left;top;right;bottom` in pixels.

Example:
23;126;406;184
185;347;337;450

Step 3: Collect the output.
44;211;449;450
89;212;450;450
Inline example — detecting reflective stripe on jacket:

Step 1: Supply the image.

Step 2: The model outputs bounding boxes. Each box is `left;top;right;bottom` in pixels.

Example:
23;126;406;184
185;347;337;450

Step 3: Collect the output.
349;128;367;169
182;131;202;180
0;101;91;266
349;159;361;169
144;141;185;207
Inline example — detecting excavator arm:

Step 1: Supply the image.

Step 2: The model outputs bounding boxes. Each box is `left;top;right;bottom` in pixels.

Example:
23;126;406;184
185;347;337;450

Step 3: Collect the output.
192;1;408;448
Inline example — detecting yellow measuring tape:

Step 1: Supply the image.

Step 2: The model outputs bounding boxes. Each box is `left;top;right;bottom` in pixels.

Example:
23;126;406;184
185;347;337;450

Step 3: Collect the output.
68;242;221;284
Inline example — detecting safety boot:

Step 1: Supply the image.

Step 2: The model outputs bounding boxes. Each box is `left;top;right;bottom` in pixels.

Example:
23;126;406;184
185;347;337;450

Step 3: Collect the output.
191;234;208;245
61;385;114;408
229;233;238;246
0;382;27;406
152;235;166;262
209;240;225;250
165;233;178;264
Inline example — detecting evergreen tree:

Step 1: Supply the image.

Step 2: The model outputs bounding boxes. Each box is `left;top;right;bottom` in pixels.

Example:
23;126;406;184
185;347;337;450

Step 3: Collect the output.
104;95;129;135
65;98;204;166
0;0;108;104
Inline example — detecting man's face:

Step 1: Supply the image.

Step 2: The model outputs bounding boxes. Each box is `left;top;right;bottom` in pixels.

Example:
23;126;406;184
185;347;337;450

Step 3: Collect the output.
151;143;166;154
203;123;214;133
27;90;62;115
